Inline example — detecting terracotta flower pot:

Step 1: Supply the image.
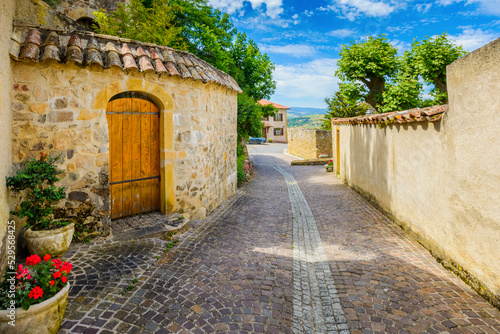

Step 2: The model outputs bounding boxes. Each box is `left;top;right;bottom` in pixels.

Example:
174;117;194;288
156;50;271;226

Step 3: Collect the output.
24;223;75;257
0;283;69;334
326;166;334;172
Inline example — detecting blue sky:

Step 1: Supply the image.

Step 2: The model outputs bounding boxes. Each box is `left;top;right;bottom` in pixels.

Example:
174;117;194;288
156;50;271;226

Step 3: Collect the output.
208;0;500;108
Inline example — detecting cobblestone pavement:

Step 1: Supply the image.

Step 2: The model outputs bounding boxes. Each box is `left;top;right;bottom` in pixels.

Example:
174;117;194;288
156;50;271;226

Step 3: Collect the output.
275;167;348;334
59;145;500;333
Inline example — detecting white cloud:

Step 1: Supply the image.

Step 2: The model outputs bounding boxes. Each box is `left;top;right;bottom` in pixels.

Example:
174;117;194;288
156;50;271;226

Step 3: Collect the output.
436;0;500;16
303;9;314;16
449;28;499;51
319;0;404;21
416;3;433;13
208;0;284;18
327;28;357;38
271;58;340;107
259;44;317;57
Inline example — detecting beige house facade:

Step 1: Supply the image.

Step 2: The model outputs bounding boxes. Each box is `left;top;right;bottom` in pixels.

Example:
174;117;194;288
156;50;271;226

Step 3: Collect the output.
258;99;289;143
0;0;241;274
332;38;500;309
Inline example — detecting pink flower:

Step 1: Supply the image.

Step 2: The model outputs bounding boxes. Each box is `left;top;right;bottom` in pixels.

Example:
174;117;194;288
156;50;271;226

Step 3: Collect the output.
28;286;43;299
26;254;41;266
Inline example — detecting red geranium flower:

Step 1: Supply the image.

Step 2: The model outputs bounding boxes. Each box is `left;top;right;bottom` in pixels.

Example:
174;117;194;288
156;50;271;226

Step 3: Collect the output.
50;280;55;287
28;286;43;299
52;259;62;269
61;262;72;274
26;254;41;266
53;271;61;279
43;254;51;262
61;276;67;283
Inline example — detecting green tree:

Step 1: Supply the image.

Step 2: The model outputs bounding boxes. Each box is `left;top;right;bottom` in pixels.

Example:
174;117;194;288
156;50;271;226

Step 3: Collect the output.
403;33;466;104
322;90;369;130
336;35;398;112
237;93;276;141
94;0;183;48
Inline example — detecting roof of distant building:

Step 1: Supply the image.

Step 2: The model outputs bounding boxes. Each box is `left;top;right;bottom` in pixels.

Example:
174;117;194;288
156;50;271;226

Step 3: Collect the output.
9;24;242;93
258;99;290;110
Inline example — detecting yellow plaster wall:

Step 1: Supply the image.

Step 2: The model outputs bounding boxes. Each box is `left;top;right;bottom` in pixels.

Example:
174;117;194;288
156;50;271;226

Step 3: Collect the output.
334;37;500;307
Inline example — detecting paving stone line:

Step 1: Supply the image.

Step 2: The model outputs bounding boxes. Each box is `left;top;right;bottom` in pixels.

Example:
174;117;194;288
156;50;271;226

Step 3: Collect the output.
275;166;350;334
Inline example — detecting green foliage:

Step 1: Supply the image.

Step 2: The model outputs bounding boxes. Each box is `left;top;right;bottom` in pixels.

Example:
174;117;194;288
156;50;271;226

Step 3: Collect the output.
6;155;68;230
237;92;277;142
403;33;466;104
336;35;398;112
94;0;182;47
322;90;369;129
42;0;61;7
237;155;246;184
333;33;466;113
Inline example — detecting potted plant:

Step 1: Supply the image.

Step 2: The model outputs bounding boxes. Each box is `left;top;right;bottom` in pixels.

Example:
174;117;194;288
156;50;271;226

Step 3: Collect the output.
6;154;74;256
0;254;72;334
325;159;334;172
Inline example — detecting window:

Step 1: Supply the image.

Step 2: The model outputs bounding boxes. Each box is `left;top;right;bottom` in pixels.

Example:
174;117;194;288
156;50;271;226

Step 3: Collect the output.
274;128;283;136
274;113;283;122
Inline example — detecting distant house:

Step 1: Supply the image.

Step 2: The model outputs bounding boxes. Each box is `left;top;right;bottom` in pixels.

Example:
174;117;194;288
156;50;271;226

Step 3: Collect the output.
258;100;290;143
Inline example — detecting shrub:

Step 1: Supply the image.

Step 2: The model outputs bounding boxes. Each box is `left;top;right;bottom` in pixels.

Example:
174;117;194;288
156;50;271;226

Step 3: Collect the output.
6;154;68;230
237;155;246;183
268;138;273;143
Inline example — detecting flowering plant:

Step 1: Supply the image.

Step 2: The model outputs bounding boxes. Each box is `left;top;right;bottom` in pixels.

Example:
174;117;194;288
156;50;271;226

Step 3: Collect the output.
0;254;72;310
325;159;334;168
319;153;329;158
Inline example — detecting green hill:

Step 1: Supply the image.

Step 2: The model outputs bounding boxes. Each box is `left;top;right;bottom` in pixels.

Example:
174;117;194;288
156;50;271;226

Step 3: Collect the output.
288;114;324;129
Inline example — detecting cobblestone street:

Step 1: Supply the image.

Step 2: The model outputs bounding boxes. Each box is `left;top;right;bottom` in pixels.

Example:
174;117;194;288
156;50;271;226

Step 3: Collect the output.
60;144;500;333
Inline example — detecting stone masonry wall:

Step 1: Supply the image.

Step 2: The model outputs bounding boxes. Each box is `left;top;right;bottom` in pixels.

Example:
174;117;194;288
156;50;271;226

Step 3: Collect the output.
10;61;237;240
287;128;332;159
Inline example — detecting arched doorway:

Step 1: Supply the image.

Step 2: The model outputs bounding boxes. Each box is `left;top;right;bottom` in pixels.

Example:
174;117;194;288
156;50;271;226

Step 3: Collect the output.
106;93;161;219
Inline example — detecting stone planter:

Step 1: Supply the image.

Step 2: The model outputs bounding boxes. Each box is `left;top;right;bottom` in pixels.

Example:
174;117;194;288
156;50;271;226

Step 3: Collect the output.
326;166;334;172
0;283;69;334
24;223;75;257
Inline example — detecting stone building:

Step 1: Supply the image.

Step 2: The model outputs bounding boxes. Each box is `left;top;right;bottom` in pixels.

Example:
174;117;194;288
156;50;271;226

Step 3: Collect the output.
0;0;240;273
332;38;500;309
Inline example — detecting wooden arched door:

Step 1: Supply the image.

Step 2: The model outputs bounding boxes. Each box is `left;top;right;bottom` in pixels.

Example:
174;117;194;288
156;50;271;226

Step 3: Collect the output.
106;97;161;219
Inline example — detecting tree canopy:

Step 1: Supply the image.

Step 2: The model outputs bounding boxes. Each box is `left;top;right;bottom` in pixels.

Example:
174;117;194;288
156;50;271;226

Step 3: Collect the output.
333;33;466;114
322;90;370;130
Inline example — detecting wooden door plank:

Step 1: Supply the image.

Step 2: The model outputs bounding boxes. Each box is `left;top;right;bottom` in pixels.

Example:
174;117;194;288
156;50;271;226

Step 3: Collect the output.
151;114;160;177
151;178;161;211
121;99;132;216
110;184;123;219
110;116;122;183
141;179;152;212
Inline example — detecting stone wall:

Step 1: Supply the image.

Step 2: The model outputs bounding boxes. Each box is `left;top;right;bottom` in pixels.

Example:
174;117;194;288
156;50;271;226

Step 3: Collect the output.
0;0;15;277
287;128;332;159
333;37;500;308
10;61;238;240
57;0;127;21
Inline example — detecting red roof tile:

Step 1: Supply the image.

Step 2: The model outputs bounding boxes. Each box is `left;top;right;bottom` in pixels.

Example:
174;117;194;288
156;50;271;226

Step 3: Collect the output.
332;105;448;126
258;99;290;110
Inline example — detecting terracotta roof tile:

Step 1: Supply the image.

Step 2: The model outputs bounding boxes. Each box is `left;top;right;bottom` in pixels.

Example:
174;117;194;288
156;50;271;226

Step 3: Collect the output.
11;26;242;93
258;99;290;110
332;105;448;126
